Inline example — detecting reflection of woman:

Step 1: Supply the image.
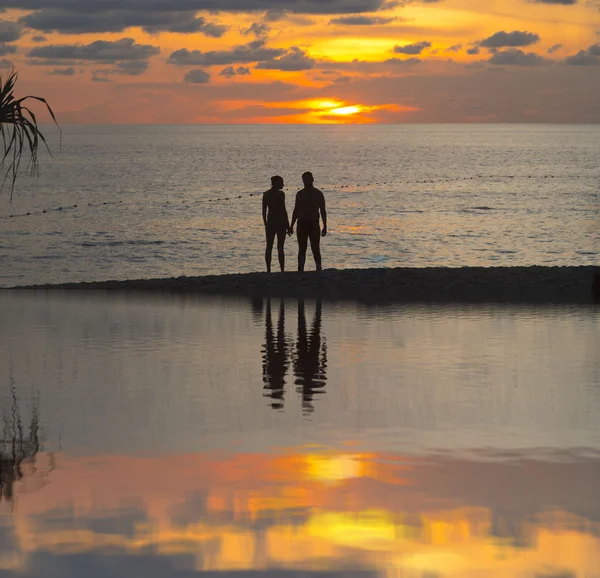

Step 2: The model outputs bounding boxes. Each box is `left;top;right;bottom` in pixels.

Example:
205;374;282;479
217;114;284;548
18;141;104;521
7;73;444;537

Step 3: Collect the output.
262;176;290;273
262;298;290;410
293;300;327;415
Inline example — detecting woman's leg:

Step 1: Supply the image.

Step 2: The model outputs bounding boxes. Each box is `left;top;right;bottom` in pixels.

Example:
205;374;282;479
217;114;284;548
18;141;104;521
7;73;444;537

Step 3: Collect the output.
265;225;276;272
276;228;287;272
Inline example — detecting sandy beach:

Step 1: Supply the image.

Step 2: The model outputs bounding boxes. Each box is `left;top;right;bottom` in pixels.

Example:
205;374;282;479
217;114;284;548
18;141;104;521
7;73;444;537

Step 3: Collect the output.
11;266;599;304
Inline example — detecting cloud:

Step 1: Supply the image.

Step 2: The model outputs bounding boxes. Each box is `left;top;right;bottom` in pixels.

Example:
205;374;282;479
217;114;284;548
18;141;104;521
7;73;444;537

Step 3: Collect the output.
445;44;463;52
255;46;315;71
183;68;210;83
479;30;540;48
0;0;393;14
0;42;17;56
467;46;480;55
488;48;548;65
0;19;21;42
547;43;563;53
114;60;150;75
242;22;270;37
530;0;576;4
329;15;399;25
27;38;159;63
564;43;600;64
220;65;251;77
31;34;47;42
384;56;421;65
19;9;227;36
393;41;431;54
168;40;285;66
91;71;111;82
47;66;75;75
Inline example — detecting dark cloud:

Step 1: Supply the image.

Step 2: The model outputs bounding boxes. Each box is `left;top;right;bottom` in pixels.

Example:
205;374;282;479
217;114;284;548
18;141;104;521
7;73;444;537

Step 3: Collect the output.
393;41;431;54
445;44;463;52
220;65;251;77
0;42;16;55
0;0;391;14
91;72;112;82
114;59;150;74
531;0;576;4
0;58;13;68
183;68;210;83
467;46;480;55
329;15;399;25
0;19;21;42
479;30;540;48
564;43;600;64
47;66;75;75
547;43;563;53
488;49;548;65
168;40;285;66
384;56;421;65
31;34;47;42
27;38;159;63
19;9;227;36
243;22;270;36
255;46;315;71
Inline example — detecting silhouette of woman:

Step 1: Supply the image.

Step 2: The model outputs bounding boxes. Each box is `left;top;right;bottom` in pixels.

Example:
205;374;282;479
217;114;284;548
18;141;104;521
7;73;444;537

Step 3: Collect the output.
262;298;291;410
262;176;290;273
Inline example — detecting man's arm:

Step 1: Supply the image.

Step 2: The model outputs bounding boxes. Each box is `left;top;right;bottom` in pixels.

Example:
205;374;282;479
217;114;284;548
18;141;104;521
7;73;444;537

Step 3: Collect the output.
319;189;327;235
262;192;268;227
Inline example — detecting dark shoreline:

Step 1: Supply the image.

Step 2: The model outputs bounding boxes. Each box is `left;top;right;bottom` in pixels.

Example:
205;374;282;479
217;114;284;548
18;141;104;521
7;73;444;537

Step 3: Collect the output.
6;266;599;305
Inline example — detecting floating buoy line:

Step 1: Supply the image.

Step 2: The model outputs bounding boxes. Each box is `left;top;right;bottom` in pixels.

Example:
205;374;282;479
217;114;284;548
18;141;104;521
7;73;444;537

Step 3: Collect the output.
0;173;590;221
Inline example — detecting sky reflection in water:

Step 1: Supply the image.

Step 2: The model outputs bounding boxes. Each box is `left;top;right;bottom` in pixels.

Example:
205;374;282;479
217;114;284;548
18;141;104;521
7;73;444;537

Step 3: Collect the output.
1;292;599;577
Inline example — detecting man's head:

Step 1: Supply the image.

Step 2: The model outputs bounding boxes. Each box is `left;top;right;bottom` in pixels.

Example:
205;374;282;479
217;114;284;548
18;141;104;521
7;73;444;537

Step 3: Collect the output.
302;172;314;187
271;175;284;190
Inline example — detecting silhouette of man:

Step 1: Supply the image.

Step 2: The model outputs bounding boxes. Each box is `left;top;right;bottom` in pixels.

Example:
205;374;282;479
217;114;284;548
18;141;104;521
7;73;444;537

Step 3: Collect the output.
262;175;289;273
262;298;290;410
293;300;327;415
289;172;327;272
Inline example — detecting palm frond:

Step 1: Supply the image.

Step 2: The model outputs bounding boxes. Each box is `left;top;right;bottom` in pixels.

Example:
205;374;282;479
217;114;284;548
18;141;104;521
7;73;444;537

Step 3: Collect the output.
0;70;60;200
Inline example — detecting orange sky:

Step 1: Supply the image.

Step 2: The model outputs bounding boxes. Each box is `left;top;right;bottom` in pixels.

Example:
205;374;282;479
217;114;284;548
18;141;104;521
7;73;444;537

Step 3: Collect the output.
1;0;600;123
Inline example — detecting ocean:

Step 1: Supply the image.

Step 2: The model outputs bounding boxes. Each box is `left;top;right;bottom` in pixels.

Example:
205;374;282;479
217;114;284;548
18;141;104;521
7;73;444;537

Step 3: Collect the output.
0;123;598;287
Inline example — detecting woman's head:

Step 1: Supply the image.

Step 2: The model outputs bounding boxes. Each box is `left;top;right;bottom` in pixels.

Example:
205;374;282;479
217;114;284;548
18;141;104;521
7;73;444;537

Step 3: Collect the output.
271;175;284;189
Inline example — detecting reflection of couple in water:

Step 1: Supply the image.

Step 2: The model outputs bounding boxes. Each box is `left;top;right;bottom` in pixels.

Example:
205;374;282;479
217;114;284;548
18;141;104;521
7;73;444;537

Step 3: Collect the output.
262;171;327;273
262;299;327;414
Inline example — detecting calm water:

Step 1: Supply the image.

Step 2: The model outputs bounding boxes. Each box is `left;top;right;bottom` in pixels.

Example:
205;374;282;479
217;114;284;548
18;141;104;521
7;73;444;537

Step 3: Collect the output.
0;124;598;287
1;292;600;576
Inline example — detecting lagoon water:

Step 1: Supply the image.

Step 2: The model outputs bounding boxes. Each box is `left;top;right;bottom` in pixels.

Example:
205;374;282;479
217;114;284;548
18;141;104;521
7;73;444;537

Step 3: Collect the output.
1;291;600;577
0;124;598;287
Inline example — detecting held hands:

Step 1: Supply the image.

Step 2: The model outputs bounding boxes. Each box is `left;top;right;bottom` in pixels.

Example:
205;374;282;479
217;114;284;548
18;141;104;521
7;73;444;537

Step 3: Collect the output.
321;226;327;237
288;226;294;236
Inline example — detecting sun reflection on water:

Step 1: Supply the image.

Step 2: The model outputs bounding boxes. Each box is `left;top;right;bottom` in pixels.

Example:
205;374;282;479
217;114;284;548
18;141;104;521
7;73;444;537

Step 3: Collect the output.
2;447;599;577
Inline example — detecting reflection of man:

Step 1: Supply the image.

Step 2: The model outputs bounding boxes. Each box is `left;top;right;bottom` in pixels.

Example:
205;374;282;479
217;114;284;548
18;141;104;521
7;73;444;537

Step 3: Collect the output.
262;298;290;410
293;300;327;415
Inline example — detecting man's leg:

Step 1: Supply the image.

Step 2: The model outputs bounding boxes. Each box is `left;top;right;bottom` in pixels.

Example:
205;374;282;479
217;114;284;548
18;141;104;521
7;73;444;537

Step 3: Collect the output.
308;222;322;271
276;229;286;272
297;222;309;272
265;226;276;273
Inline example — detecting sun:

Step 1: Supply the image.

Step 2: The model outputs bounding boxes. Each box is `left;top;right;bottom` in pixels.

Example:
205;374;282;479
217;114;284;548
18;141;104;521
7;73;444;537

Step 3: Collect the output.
329;105;363;116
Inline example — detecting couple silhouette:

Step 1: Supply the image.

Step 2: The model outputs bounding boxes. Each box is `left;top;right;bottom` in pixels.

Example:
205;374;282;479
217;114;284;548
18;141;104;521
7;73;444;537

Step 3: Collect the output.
262;298;327;414
262;171;327;273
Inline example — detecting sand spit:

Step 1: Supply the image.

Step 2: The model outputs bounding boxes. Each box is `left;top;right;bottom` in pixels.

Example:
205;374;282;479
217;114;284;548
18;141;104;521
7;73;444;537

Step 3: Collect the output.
11;266;599;304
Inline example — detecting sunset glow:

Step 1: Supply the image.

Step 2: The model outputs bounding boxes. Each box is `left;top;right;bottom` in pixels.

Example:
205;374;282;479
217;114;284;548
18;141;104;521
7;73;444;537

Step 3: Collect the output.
0;0;598;123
